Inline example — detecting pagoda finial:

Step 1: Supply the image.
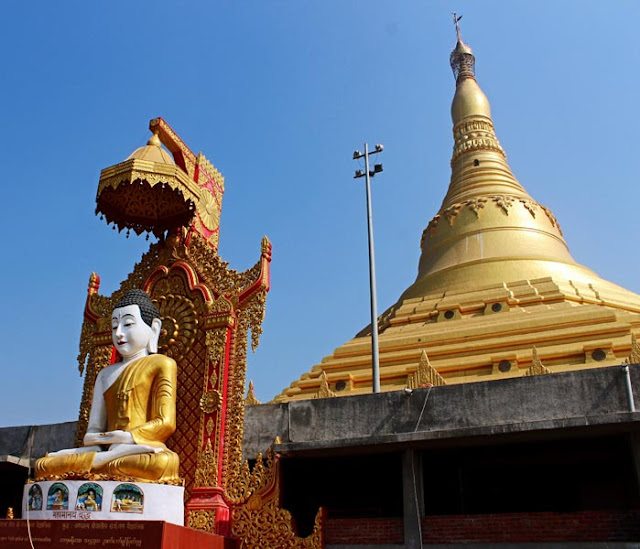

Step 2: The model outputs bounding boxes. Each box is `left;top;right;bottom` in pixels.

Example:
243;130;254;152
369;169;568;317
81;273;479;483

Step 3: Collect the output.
245;380;261;406
453;12;463;42
450;13;475;82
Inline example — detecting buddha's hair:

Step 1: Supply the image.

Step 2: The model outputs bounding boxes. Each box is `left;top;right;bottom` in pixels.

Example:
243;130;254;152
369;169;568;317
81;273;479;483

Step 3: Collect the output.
114;289;160;327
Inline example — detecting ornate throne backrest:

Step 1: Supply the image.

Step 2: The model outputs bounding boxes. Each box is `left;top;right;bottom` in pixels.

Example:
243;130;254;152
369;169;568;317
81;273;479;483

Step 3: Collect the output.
74;234;271;510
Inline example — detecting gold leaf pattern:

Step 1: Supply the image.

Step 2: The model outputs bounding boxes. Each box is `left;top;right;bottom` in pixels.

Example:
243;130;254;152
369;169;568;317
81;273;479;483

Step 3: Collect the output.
524;346;551;376
407;350;446;389
187;509;216;532
314;371;336;399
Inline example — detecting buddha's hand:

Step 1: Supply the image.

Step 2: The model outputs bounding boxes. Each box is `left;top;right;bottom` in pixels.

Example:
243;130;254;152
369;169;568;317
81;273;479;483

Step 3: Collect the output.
84;430;134;446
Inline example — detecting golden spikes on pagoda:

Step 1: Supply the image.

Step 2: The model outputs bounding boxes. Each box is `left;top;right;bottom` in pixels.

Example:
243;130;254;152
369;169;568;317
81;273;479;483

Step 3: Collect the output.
275;17;640;402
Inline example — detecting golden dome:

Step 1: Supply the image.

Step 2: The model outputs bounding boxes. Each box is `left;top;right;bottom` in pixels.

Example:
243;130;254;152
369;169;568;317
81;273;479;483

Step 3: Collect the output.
451;77;491;124
274;22;640;403
126;132;175;165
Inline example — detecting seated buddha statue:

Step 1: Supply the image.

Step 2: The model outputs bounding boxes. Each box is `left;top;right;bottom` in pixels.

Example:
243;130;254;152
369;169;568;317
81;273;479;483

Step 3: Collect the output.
36;289;180;483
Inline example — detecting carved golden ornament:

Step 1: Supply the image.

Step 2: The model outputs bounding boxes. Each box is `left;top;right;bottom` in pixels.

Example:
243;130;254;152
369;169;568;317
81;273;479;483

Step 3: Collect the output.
443;203;463;227
245;289;268;352
198;186;221;231
222;312;251;492
524;346;551;376
422;195;556;241
34;470;184;486
195;152;225;189
154;294;198;361
422;215;441;246
492;194;515;215
466;197;488;217
261;235;272;256
230;450;323;549
187;509;216;532
209;370;219;390
226;449;276;505
200;390;222;414
206;418;215;436
540;205;563;235
195;439;218;488
206;330;227;366
232;500;323;549
519;198;538;218
245;380;261;406
208;295;234;315
407;350;446;389
222;285;270;492
451;117;505;164
96;167;199;237
314;371;336;399
629;334;640;364
88;272;100;294
185;232;269;300
6;507;13;520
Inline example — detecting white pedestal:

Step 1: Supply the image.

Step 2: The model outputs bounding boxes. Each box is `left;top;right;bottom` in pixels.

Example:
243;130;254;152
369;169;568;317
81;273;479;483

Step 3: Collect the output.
23;480;184;525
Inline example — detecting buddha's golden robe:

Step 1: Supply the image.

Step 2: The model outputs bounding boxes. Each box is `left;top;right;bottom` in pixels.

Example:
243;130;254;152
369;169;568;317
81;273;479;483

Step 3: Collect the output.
35;355;180;482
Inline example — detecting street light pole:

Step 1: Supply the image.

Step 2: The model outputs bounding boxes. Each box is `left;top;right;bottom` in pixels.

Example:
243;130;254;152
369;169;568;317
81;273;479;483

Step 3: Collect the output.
353;143;384;393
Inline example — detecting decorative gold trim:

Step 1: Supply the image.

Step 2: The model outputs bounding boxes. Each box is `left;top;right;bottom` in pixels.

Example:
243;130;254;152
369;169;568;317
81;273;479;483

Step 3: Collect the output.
206;330;227;367
451;116;505;164
200;390;222;414
34;471;184;486
245;381;261;406
407;350;446;388
198;187;222;232
625;333;640;364
194;439;218;488
187;509;216;532
314;371;336;399
97;159;199;204
524;347;551;376
421;194;561;240
230;451;323;549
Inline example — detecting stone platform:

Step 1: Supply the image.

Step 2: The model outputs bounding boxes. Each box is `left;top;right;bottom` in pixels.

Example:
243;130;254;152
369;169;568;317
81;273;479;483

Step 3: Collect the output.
23;480;184;525
0;520;236;548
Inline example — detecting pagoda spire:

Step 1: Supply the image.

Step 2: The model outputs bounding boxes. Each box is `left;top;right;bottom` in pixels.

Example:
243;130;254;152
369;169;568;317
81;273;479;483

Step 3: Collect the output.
450;13;475;82
274;18;640;404
400;18;615;298
444;15;526;207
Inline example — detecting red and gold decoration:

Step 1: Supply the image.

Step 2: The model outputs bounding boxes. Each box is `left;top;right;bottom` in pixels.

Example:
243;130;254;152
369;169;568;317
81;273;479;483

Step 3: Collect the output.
77;119;322;547
96;118;225;249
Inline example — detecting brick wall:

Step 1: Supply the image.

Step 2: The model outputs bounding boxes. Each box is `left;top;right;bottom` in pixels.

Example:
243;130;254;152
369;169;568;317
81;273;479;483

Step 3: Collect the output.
326;517;403;545
421;510;640;544
325;510;640;545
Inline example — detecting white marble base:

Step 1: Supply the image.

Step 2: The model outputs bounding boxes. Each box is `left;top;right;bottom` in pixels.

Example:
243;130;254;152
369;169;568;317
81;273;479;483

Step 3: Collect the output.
22;480;184;525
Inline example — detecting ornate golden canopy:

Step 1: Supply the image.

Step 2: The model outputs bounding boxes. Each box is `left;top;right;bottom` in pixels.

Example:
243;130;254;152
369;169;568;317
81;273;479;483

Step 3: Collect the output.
96;118;224;249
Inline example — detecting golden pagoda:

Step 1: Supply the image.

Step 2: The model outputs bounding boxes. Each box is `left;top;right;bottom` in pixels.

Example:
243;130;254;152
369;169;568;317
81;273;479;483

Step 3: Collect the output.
275;22;640;402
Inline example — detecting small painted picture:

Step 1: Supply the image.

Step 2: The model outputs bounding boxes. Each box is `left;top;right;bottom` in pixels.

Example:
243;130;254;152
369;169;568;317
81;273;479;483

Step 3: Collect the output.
28;484;43;511
76;482;102;511
46;483;69;510
111;483;144;514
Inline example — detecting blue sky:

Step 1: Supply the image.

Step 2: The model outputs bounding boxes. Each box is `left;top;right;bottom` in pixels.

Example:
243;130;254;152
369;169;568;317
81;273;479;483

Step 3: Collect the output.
1;2;638;426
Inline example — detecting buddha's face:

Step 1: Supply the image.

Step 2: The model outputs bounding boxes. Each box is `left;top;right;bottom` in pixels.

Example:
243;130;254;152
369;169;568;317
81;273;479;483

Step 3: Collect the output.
111;304;153;359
